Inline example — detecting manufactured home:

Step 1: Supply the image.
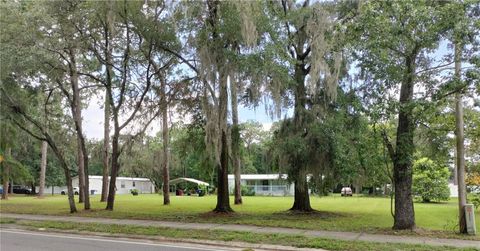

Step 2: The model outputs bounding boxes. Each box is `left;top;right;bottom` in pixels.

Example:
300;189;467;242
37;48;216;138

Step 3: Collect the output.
72;175;155;195
227;174;294;196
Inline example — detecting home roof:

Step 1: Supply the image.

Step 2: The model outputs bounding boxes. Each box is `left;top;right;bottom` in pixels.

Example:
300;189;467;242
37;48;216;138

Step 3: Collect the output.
169;178;210;186
83;175;151;182
227;174;288;180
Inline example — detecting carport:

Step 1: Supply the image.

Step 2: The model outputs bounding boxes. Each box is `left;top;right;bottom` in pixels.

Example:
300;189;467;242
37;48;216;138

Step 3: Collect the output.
169;178;210;196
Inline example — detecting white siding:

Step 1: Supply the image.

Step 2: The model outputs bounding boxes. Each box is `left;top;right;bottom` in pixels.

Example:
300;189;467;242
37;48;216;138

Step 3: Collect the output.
228;175;294;196
71;176;154;195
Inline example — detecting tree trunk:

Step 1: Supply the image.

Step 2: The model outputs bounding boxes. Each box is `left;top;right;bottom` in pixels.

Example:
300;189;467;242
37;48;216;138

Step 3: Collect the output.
77;139;85;203
38;140;48;198
46;138;77;213
290;60;312;212
454;42;467;234
231;76;242;205
392;53;417;230
214;131;233;212
161;79;170;205
205;0;232;213
69;48;90;210
214;70;233;213
290;173;313;211
101;90;110;202
101;0;114;203
355;184;362;194
106;130;119;211
64;169;77;213
1;148;11;200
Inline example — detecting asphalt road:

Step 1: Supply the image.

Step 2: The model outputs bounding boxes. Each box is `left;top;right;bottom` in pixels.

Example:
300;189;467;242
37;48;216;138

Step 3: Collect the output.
0;229;233;251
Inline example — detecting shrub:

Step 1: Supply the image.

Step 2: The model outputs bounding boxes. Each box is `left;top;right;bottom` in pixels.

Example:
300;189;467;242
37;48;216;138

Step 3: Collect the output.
470;194;480;210
412;158;450;203
241;186;255;196
130;189;139;196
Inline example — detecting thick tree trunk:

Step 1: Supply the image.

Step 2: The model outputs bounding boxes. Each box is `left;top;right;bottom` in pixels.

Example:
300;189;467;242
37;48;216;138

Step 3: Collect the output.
214;71;233;213
392;54;417;230
106;131;119;211
101;90;110;202
231;77;242;205
454;42;467;234
290;174;312;211
206;0;232;213
161;82;170;205
214;131;233;212
69;48;90;210
290;61;312;212
1;148;11;200
38;140;48;198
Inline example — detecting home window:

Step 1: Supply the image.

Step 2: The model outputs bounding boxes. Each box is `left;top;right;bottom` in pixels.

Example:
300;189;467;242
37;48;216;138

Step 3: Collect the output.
132;181;136;187
121;181;125;188
262;180;269;191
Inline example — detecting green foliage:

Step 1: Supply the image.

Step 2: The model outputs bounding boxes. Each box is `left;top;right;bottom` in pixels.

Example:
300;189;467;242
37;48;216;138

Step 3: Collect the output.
469;194;480;211
130;189;139;196
412;158;450;203
241;186;255;196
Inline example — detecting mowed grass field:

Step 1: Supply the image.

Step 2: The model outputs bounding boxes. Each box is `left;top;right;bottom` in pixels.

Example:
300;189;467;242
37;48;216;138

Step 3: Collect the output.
0;194;477;236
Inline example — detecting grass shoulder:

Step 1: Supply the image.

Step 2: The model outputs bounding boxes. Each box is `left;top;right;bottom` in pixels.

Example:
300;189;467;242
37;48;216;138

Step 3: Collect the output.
7;219;477;251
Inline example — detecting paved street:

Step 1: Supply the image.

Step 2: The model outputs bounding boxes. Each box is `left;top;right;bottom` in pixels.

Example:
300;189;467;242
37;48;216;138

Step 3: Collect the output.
0;229;235;251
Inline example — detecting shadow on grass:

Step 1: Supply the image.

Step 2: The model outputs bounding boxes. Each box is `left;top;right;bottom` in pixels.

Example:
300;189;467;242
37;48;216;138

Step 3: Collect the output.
413;201;451;205
273;209;348;219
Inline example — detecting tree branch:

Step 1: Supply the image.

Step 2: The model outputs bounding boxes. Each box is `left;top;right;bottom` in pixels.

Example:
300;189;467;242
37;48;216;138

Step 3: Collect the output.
381;129;396;162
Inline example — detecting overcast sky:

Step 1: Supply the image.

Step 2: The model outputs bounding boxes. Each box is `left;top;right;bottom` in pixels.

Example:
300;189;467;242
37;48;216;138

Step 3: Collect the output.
83;93;280;140
82;40;467;140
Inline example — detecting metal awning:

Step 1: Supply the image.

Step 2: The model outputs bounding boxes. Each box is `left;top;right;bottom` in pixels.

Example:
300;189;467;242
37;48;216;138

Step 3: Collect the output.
169;178;210;186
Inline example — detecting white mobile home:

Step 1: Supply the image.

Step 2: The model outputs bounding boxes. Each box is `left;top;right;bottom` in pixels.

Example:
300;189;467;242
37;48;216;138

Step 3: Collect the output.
227;174;294;196
72;175;155;195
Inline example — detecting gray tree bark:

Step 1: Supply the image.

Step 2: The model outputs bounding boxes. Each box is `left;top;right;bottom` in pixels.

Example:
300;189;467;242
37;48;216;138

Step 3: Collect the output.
214;70;233;213
38;140;48;198
454;42;467;234
101;90;110;202
68;47;90;210
231;76;242;205
392;51;418;230
161;76;170;205
1;148;11;200
101;0;113;203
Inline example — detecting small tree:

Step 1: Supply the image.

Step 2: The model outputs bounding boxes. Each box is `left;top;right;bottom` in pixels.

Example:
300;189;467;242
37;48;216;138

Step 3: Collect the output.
412;158;450;203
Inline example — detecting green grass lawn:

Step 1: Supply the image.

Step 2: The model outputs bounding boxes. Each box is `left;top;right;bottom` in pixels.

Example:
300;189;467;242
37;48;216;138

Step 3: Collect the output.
0;194;477;238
